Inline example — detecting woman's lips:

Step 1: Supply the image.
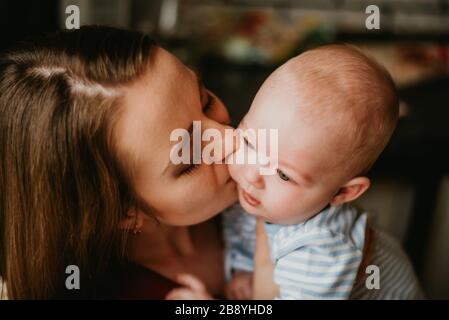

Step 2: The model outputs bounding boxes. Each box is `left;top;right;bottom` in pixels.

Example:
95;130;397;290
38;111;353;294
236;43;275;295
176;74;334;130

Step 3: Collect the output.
242;189;260;207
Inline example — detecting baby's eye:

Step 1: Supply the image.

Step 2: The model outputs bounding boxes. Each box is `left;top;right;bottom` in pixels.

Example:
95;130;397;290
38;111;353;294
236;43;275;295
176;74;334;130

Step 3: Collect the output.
243;136;255;150
277;169;290;181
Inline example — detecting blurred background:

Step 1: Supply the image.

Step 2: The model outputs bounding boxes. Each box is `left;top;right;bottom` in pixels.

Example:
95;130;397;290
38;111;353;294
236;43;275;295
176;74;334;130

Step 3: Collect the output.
1;0;448;298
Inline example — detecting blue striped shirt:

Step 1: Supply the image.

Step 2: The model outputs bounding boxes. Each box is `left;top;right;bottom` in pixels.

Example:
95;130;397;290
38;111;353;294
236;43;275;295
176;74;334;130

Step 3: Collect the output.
222;203;423;299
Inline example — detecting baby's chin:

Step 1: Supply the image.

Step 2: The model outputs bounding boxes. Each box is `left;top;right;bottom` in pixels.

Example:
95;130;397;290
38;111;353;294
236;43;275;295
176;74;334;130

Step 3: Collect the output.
240;204;278;224
239;198;259;216
236;188;274;222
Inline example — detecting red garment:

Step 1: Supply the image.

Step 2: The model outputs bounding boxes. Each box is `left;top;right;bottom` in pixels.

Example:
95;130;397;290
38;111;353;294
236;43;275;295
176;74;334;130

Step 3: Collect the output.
112;263;179;300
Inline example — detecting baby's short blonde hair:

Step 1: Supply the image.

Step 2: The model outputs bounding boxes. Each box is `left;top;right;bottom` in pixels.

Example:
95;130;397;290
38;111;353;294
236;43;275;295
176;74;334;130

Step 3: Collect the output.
278;44;399;177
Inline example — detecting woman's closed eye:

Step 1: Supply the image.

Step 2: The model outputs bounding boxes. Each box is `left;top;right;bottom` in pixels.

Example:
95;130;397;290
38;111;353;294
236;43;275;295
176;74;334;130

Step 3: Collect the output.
176;91;215;178
202;91;215;113
179;163;200;176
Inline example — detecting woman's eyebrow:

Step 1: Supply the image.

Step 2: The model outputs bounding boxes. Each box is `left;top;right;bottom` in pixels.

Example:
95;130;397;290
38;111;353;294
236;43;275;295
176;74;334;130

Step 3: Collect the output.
195;73;207;102
187;66;205;100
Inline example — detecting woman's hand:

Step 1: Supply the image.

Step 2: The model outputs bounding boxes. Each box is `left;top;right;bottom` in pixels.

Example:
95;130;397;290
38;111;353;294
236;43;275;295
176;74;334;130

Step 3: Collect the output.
165;273;213;300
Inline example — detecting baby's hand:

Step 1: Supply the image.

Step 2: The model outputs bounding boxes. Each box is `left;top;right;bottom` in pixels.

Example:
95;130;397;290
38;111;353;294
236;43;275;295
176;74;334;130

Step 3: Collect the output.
165;273;213;300
225;270;253;300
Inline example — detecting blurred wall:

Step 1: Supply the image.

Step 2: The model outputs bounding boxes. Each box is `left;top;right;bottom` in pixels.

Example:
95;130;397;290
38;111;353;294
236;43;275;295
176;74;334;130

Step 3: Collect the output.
423;177;449;298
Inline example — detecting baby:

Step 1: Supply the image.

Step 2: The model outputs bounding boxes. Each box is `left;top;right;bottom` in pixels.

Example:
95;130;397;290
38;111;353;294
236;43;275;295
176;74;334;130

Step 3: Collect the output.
167;44;423;300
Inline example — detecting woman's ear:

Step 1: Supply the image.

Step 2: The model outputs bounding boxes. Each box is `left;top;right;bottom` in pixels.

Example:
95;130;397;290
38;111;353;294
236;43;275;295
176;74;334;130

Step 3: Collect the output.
119;209;145;232
330;177;370;206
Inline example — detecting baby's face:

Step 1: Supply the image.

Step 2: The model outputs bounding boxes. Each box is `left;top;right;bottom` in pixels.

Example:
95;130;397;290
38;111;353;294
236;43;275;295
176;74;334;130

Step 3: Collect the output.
229;75;346;224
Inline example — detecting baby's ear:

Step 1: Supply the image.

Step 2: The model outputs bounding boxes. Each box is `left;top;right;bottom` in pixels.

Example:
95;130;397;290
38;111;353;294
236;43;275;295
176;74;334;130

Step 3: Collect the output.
330;177;370;206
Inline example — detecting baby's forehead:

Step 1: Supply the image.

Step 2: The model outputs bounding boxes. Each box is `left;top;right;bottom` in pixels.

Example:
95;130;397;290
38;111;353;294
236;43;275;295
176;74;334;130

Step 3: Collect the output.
273;46;387;88
254;74;362;149
260;53;389;121
256;71;339;125
260;65;330;108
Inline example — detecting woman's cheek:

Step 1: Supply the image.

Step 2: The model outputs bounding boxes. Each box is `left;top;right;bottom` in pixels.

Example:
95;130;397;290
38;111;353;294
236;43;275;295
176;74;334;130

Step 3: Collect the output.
158;180;197;214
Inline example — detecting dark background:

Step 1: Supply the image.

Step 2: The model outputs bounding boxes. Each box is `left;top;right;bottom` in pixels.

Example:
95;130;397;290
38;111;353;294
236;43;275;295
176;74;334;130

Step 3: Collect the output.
1;0;449;298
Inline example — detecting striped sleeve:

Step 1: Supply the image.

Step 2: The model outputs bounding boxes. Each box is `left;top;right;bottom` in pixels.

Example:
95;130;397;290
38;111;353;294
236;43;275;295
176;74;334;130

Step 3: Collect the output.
222;204;257;280
273;228;363;300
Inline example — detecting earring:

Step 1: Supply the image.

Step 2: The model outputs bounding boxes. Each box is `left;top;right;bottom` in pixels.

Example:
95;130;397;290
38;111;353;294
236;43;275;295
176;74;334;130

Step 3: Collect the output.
150;215;160;226
133;214;142;235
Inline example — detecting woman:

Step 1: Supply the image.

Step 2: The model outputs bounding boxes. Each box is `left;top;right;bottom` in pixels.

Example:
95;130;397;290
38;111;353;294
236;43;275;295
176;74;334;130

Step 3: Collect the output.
0;26;237;299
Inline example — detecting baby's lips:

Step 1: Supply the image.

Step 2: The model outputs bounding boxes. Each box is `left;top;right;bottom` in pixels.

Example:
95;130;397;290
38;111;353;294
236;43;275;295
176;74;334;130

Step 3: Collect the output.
242;189;261;207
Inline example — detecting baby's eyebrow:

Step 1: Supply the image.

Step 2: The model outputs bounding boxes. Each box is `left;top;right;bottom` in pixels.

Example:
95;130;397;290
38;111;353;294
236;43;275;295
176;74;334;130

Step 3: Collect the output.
239;117;248;129
238;117;314;183
195;73;212;109
279;160;313;185
298;172;313;185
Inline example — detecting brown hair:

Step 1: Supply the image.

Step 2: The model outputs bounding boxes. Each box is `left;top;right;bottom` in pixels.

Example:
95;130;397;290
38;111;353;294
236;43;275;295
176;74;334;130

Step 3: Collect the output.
0;26;155;299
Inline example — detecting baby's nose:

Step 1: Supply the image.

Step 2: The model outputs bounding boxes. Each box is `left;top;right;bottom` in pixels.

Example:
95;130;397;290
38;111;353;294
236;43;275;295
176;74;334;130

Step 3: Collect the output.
244;165;264;189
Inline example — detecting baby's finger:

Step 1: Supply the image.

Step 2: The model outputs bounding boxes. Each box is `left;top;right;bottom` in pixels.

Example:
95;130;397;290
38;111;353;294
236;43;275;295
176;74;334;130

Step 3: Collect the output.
242;282;252;299
225;285;235;300
226;285;238;300
236;283;247;300
236;279;252;299
177;273;206;292
166;288;196;300
233;283;244;300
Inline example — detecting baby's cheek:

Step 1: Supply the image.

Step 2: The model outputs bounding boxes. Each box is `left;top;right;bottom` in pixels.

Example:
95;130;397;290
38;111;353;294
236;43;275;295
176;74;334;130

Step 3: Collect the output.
264;187;290;216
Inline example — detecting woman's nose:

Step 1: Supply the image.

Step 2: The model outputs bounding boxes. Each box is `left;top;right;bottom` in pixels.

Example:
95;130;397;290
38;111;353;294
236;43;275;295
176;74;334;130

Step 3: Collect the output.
222;125;239;162
203;121;238;163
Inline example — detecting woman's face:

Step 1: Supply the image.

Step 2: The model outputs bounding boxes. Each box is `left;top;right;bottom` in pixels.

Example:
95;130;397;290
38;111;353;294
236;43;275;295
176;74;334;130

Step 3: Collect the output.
116;47;237;226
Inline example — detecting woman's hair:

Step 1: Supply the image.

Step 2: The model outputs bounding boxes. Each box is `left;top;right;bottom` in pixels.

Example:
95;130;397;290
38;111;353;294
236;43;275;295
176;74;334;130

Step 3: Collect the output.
0;26;155;299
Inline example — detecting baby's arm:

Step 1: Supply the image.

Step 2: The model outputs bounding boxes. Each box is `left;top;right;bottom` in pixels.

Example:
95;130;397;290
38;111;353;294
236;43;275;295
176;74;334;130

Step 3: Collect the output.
222;204;257;299
253;218;279;299
165;274;213;300
226;217;281;300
